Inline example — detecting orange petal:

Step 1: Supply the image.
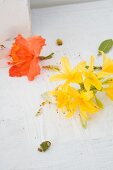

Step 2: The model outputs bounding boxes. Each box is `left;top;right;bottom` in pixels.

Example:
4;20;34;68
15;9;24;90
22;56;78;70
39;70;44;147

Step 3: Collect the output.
9;61;30;77
27;36;46;57
27;58;40;81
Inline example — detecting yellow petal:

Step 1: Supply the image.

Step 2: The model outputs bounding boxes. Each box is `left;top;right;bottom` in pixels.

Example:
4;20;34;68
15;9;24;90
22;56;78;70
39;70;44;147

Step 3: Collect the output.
81;91;94;101
104;88;113;101
104;64;113;73
96;71;112;78
84;71;102;91
66;102;77;118
84;79;91;91
89;56;95;72
50;73;66;81
79;107;89;120
66;111;75;118
61;56;71;73
100;51;113;73
89;74;102;90
69;71;83;83
84;100;99;114
74;61;86;72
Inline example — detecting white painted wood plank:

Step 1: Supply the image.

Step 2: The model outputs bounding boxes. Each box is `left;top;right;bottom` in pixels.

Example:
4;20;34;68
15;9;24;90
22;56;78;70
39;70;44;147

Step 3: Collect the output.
30;0;101;8
0;0;31;43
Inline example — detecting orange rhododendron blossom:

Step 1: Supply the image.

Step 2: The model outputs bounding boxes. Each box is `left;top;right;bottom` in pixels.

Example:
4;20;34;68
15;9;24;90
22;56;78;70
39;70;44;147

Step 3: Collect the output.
9;34;45;80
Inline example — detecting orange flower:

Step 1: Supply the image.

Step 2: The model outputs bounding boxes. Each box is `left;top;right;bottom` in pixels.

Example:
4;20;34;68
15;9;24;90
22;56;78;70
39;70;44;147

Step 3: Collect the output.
9;34;45;80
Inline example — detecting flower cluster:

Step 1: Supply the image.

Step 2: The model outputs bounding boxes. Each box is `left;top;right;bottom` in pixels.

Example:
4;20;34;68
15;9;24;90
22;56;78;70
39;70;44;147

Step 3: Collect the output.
49;51;113;127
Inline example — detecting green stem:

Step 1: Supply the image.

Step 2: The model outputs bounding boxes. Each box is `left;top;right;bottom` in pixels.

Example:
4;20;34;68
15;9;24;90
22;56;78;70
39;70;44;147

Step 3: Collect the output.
40;53;54;60
42;65;60;71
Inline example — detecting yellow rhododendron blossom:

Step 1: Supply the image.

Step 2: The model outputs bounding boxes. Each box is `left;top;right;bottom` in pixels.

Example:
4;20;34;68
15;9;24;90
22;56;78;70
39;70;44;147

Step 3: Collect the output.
50;84;78;112
50;56;86;84
83;56;102;91
66;90;99;119
39;53;113;128
50;84;99;121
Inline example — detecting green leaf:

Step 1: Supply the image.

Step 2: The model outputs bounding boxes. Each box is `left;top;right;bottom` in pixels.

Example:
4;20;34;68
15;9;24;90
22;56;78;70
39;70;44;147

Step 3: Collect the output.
40;53;54;60
95;96;104;109
38;141;51;152
98;39;113;54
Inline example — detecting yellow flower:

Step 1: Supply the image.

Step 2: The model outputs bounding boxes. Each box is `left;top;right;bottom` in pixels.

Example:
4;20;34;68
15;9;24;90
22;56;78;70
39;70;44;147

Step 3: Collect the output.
50;84;99;120
50;84;78;113
83;56;102;91
47;53;113;128
50;56;86;84
97;51;113;78
68;90;99;119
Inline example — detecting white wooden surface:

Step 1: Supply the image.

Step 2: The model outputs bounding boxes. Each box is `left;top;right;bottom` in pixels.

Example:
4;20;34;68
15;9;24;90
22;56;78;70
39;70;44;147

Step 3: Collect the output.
0;0;31;43
1;0;113;170
30;0;100;8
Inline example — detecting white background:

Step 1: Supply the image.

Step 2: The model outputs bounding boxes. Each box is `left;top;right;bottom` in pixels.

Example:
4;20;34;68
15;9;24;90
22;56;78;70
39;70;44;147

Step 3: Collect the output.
0;0;113;170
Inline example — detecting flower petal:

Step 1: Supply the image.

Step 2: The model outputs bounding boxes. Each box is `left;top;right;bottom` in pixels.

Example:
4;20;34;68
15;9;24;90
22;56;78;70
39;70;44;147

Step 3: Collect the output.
9;61;30;77
61;57;71;73
90;74;102;90
79;107;89;120
68;71;83;83
27;58;40;81
104;88;113;101
100;51;113;73
84;100;99;114
50;74;66;82
27;36;46;57
89;56;95;71
96;71;112;78
84;79;91;91
66;111;75;118
81;91;94;101
73;61;86;72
